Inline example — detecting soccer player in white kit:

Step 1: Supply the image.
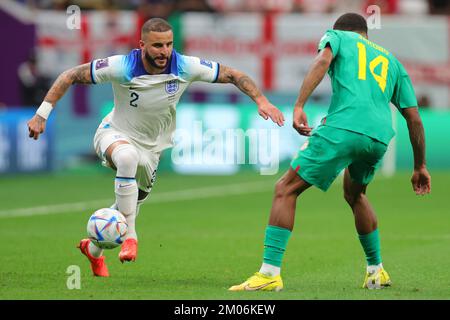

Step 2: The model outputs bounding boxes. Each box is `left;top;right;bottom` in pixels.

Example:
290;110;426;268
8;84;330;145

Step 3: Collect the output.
27;18;285;277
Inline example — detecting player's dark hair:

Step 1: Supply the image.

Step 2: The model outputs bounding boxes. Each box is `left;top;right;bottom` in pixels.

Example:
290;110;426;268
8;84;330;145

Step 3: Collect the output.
141;18;172;38
333;13;368;34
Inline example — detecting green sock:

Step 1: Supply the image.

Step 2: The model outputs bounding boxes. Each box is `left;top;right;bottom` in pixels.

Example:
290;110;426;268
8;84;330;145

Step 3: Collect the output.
358;229;382;266
263;225;291;267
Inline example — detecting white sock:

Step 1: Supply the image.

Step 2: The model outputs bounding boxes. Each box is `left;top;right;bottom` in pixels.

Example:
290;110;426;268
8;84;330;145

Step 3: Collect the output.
109;200;142;240
111;144;139;241
367;263;383;273
88;241;103;258
114;180;138;240
123;209;137;241
112;196;146;216
259;263;281;277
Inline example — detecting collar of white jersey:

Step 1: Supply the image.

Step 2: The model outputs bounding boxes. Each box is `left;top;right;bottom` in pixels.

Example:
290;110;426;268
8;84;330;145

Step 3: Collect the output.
127;49;180;78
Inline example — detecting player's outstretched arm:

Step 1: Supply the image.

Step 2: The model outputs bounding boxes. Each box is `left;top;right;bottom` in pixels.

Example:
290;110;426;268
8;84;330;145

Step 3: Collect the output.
292;46;332;136
27;63;92;140
215;65;284;127
400;107;431;195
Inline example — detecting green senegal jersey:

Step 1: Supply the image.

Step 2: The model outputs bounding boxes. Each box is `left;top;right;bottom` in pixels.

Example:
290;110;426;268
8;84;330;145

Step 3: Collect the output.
317;29;418;145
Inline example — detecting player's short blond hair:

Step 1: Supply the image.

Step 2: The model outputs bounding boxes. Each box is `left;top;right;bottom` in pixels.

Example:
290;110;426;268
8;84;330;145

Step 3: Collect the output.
141;18;172;39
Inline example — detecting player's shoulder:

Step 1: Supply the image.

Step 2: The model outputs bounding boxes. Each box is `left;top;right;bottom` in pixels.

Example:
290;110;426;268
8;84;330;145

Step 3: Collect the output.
175;51;218;82
320;29;358;40
389;53;408;77
319;30;360;50
320;29;338;42
92;54;126;71
91;53;128;84
176;52;214;69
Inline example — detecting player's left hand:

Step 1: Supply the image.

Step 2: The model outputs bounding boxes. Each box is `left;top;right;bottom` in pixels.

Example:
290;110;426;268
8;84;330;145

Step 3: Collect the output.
293;107;313;136
411;166;431;195
257;100;285;127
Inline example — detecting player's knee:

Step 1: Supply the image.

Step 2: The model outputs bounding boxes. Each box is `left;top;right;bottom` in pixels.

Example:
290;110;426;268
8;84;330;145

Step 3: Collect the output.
111;144;139;173
343;190;363;207
274;178;293;199
343;191;354;206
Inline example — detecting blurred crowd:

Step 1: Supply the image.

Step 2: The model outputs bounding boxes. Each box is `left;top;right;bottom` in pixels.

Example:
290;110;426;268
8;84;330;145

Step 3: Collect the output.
8;0;447;109
13;0;450;16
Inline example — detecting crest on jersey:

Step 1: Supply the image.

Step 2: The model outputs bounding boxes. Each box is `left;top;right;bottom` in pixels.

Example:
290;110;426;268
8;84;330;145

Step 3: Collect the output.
165;79;179;94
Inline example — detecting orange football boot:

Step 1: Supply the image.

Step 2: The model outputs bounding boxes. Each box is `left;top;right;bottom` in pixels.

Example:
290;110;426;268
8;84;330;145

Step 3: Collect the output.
119;238;138;263
77;239;109;277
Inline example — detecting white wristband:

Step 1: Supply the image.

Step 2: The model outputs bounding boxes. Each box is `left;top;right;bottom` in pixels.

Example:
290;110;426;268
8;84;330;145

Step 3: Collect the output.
36;101;53;120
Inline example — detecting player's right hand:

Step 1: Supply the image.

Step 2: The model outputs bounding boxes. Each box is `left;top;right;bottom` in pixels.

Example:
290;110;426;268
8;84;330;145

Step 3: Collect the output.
27;114;47;140
411;166;431;195
257;100;285;127
293;107;313;136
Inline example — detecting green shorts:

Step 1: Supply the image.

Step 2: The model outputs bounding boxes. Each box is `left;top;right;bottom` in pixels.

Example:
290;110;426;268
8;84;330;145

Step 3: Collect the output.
290;125;388;191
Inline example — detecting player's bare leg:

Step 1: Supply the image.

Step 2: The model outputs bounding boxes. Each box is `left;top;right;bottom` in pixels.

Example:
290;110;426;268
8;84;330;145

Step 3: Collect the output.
343;169;377;234
260;168;311;276
229;168;311;291
268;168;312;229
105;141;140;263
343;168;391;289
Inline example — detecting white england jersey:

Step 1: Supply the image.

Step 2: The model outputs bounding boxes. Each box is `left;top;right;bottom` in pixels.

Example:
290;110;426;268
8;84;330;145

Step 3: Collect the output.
91;49;219;151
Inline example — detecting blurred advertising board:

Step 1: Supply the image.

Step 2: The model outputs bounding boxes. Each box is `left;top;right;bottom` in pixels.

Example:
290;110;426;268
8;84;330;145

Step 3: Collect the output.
0;109;54;174
162;104;450;174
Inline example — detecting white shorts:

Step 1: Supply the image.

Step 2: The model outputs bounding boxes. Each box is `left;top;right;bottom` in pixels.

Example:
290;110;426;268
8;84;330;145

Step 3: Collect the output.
93;124;160;194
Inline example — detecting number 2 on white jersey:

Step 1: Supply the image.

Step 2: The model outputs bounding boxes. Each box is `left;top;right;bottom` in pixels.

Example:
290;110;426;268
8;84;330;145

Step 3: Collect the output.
130;92;139;108
357;42;389;92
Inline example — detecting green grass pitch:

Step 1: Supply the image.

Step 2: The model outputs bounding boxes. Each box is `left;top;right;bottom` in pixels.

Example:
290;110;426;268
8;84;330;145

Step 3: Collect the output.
0;168;449;299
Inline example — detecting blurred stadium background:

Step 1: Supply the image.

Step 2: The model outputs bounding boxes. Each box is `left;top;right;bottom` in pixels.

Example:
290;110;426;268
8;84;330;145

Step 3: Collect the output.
0;0;449;299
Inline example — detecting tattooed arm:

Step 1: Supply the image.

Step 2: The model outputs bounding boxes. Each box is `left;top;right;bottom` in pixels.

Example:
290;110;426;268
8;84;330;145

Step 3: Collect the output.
27;63;92;140
216;65;284;126
401;107;431;195
44;63;92;105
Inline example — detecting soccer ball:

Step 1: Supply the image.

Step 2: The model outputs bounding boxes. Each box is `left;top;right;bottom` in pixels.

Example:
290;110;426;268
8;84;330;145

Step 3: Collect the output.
87;208;128;249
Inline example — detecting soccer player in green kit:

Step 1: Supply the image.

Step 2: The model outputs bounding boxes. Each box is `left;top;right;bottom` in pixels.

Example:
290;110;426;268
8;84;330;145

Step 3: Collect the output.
229;13;431;291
